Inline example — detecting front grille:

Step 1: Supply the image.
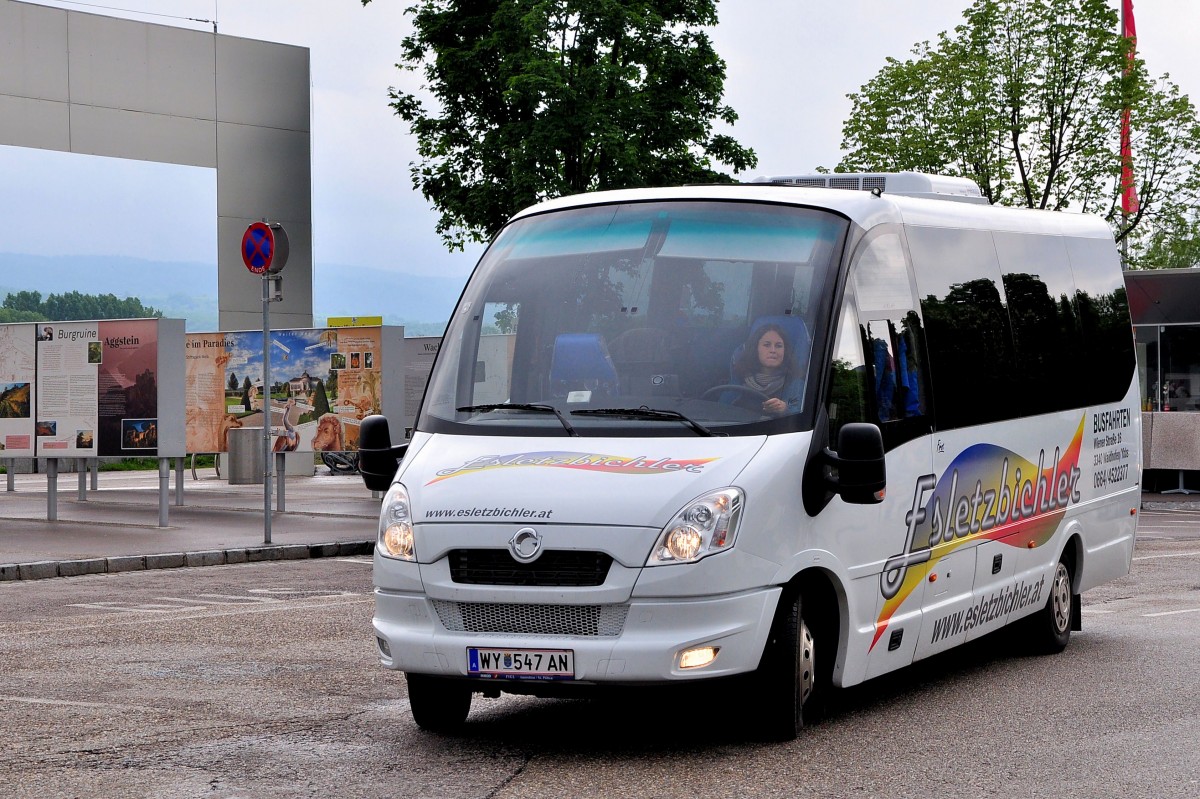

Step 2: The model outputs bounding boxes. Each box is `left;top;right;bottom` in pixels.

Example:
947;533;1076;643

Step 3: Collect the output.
449;549;612;586
432;600;629;637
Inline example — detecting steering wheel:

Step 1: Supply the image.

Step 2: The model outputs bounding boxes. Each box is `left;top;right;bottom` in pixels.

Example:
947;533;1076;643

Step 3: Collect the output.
701;384;771;408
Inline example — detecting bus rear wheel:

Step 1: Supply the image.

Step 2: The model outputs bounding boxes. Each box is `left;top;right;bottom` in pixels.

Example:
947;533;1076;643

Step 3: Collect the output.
1026;559;1073;654
406;673;472;733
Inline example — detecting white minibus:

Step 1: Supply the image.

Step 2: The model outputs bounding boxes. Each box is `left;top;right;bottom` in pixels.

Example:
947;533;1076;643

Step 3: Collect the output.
358;173;1141;740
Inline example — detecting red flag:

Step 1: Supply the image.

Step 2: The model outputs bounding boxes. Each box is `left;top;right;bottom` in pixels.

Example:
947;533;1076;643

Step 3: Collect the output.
1121;0;1139;215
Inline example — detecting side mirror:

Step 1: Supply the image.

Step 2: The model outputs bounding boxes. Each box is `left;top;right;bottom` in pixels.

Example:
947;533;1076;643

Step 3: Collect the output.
824;422;886;504
358;414;407;492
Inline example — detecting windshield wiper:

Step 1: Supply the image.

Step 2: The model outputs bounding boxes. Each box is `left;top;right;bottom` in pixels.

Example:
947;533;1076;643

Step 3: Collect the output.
571;407;715;437
456;403;577;436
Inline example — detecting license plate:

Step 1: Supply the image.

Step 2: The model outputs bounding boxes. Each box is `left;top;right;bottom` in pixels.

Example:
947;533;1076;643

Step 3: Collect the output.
467;647;574;680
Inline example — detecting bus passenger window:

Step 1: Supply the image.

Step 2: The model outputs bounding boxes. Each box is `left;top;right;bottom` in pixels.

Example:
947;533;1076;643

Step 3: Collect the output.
894;316;925;418
867;322;898;422
828;302;868;445
866;317;925;423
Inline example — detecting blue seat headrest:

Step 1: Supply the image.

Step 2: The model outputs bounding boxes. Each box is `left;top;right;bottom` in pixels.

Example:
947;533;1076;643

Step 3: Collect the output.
550;333;619;398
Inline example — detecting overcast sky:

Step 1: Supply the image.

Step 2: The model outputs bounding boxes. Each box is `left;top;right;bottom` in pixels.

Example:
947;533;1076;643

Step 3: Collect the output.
2;0;1198;285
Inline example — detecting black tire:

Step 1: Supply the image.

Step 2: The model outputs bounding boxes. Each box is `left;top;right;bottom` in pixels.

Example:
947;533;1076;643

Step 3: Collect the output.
1026;559;1073;655
753;591;824;741
406;673;472;733
321;451;358;474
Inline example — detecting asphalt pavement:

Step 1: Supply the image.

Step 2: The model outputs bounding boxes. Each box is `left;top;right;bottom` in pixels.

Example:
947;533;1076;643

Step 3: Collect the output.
0;465;380;581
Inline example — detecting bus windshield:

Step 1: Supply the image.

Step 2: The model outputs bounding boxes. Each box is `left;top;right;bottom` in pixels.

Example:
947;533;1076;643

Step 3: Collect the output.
420;200;848;437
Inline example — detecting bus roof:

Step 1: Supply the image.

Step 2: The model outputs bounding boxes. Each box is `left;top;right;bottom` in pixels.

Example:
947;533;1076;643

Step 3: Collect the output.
509;182;1116;242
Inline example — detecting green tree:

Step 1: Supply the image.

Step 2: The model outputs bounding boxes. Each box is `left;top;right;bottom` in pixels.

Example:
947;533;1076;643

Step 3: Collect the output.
2;290;43;314
365;0;757;249
0;308;44;324
1;290;47;323
492;303;519;334
42;290;164;320
838;0;1200;264
228;372;239;393
312;380;331;417
1;289;165;321
1138;209;1200;269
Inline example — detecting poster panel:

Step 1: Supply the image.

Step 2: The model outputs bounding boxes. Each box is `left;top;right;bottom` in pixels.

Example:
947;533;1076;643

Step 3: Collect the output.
35;321;98;457
0;323;37;457
184;327;385;453
97;319;161;457
402;336;440;437
34;319;161;457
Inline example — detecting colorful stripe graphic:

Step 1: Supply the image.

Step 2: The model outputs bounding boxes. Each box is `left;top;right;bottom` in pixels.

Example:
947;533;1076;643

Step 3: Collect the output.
870;417;1085;651
427;451;718;485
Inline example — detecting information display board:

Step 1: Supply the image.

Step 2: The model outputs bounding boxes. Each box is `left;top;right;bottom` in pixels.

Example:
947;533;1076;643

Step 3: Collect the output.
0;323;37;457
184;326;404;453
32;318;185;458
402;336;441;438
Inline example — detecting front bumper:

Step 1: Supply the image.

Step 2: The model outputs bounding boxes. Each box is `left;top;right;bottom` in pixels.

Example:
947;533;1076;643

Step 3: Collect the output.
373;585;781;685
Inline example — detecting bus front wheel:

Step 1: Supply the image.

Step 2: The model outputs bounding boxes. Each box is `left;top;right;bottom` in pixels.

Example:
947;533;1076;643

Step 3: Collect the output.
753;591;822;741
406;673;471;733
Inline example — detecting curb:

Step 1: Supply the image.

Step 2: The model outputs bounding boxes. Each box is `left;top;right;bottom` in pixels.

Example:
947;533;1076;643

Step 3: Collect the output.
1141;500;1200;511
0;541;374;582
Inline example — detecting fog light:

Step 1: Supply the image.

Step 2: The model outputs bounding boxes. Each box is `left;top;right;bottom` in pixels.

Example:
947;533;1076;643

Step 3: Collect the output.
377;636;391;658
679;645;719;670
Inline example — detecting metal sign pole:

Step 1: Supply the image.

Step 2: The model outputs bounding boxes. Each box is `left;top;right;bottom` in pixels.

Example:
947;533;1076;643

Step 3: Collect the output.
158;457;170;527
262;270;273;544
47;458;57;521
241;218;289;546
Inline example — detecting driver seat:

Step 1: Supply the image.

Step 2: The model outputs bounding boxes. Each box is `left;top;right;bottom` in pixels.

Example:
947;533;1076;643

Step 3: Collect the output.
549;333;619;401
727;314;811;381
716;314;810;412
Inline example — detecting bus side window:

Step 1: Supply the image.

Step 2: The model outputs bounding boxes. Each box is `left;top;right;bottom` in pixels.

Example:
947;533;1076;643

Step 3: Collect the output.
828;300;869;447
866;316;926;423
866;321;898;422
849;227;929;446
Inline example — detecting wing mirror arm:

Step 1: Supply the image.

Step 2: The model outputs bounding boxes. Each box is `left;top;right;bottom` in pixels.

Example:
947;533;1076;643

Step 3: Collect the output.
357;414;407;492
822;422;886;505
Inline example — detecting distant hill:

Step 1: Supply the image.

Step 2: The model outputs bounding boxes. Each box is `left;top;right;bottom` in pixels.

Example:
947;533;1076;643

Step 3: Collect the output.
314;262;466;336
0;252;466;335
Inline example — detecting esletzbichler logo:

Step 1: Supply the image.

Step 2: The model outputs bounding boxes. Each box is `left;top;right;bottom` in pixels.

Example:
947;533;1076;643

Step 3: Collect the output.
427;450;718;484
868;418;1085;653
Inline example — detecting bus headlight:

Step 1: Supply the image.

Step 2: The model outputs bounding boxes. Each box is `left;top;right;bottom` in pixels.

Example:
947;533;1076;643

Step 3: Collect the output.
647;488;743;565
378;483;416;561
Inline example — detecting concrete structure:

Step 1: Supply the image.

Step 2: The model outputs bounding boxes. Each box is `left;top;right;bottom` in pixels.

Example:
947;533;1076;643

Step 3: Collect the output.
1126;268;1200;492
0;0;314;330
